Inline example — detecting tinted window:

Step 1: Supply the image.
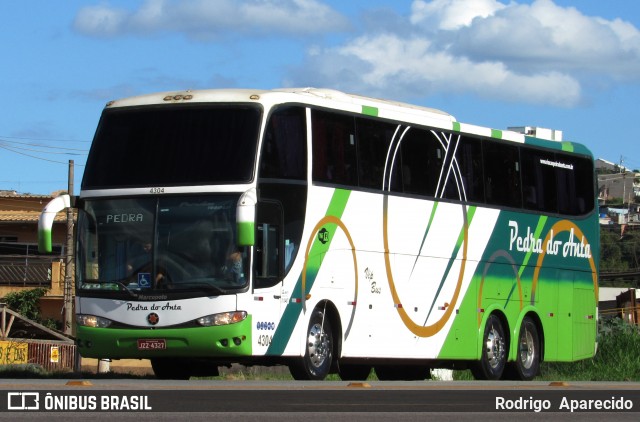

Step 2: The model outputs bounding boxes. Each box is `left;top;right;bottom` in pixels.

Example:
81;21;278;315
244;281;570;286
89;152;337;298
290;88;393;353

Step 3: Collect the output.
259;106;307;180
521;149;557;213
449;136;484;203
483;141;521;208
395;127;443;196
82;105;261;189
355;117;396;189
312;110;356;185
556;153;594;215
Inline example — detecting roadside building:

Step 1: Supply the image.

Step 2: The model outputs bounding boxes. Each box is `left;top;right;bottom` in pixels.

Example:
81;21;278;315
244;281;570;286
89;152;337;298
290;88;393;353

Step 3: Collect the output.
0;190;69;323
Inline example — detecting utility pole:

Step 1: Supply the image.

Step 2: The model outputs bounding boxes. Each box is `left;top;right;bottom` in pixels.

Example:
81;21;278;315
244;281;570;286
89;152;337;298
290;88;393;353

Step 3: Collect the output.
619;156;625;173
64;160;74;336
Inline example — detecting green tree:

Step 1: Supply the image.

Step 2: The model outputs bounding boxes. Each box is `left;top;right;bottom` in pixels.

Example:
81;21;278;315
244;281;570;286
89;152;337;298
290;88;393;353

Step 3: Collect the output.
600;229;627;272
620;230;640;269
2;287;59;329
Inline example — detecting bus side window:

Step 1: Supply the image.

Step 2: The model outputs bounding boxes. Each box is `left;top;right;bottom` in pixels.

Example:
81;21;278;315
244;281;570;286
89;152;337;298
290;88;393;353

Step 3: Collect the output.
259;106;307;180
254;201;283;289
396;127;442;197
556;154;594;215
483;140;522;208
312;109;357;185
355;117;395;189
520;148;557;213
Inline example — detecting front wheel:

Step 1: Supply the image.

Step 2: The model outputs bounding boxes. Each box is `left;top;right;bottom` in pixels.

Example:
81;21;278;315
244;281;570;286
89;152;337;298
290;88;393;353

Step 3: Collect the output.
289;308;334;380
472;314;507;380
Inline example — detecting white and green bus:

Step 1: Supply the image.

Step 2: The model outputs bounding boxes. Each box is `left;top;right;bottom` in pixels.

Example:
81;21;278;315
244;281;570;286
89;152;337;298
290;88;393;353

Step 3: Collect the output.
39;88;598;380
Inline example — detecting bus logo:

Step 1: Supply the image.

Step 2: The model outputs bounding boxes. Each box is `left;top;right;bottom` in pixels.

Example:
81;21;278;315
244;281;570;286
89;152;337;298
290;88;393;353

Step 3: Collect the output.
318;228;329;244
7;392;39;410
147;313;159;325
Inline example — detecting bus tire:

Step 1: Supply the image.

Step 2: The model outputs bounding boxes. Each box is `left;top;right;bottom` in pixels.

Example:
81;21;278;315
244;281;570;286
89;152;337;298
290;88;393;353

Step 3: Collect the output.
472;314;507;380
338;363;372;381
289;308;334;380
505;316;540;381
151;358;191;380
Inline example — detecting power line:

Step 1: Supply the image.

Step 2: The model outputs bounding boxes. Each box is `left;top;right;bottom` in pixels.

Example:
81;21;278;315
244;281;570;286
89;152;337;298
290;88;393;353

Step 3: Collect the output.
0;138;88;152
0;143;86;165
0;134;90;144
0;142;87;156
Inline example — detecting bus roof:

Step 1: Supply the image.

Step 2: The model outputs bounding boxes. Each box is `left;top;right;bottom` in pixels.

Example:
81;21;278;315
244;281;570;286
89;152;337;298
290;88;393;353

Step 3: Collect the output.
104;87;592;155
105;87;454;123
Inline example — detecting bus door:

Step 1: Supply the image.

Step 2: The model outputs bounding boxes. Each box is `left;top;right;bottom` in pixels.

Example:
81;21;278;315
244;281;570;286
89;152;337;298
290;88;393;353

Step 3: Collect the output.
250;201;285;353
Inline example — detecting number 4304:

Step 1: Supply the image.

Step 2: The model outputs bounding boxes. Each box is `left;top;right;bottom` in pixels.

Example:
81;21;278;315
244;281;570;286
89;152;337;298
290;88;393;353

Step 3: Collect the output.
257;334;272;347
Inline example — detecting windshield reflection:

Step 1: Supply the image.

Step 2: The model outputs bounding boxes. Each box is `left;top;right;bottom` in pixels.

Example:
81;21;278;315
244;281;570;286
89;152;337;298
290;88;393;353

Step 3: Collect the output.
77;196;248;296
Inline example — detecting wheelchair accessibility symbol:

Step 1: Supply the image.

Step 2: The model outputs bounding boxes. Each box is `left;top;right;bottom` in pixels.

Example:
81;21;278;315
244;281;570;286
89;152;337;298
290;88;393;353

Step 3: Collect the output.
138;273;151;288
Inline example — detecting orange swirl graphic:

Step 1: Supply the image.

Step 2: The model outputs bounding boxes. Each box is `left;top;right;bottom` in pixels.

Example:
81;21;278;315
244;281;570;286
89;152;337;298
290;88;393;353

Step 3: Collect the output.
382;199;468;337
301;216;358;320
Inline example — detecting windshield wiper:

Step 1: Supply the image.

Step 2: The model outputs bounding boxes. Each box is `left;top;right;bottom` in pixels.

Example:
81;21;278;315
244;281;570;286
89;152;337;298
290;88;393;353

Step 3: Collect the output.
115;281;140;299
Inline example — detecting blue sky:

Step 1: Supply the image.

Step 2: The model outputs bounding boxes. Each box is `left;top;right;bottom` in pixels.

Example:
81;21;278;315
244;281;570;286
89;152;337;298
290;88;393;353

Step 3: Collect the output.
1;0;639;195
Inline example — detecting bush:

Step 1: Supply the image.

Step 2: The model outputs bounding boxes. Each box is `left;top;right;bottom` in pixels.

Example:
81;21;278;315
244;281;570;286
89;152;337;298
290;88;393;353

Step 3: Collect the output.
2;287;59;330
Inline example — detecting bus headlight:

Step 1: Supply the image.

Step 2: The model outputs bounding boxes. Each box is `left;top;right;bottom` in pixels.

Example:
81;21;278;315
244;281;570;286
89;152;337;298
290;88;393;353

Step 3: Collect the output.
197;311;247;327
76;314;113;328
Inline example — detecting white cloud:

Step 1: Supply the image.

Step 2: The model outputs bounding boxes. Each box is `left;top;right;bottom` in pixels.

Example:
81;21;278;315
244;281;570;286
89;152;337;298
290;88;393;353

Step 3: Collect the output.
74;5;128;37
73;0;640;107
73;0;350;39
290;0;640;107
449;0;640;78
410;0;506;30
295;33;581;107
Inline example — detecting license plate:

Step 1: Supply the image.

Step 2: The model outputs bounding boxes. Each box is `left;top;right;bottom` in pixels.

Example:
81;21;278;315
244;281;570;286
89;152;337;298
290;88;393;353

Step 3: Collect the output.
137;339;166;350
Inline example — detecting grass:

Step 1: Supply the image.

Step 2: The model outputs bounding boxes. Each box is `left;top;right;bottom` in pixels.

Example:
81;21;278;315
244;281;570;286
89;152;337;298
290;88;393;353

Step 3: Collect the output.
453;317;640;382
537;318;640;382
0;364;156;379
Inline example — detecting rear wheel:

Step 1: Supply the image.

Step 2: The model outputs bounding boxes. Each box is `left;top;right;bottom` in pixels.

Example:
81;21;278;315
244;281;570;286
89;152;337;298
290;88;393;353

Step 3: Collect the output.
289;308;334;380
505;316;540;380
472;314;507;380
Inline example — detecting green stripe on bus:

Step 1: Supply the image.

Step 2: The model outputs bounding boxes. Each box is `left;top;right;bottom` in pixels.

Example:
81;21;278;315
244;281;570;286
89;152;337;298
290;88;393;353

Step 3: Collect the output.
267;188;352;355
518;215;548;278
410;202;438;277
425;205;476;322
491;129;503;139
362;105;378;117
452;122;461;132
524;136;581;154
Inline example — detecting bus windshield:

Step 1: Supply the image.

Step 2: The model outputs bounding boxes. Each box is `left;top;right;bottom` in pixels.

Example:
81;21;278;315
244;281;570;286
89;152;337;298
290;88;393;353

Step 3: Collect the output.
82;104;262;189
76;196;249;296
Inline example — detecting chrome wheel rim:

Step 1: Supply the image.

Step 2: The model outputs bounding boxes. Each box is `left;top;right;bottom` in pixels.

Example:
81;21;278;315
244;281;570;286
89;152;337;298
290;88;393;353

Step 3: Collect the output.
307;323;330;368
519;327;535;369
485;323;505;369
